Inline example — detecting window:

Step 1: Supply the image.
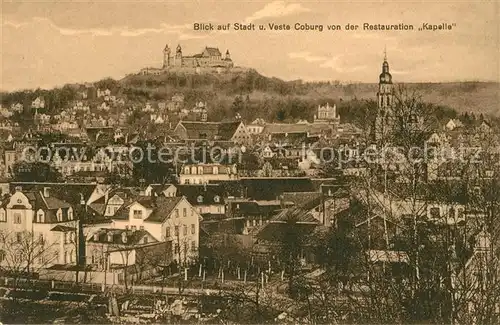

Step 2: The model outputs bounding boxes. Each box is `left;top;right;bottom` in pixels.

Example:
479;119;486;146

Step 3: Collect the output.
197;196;203;203
191;224;195;234
430;207;440;219
174;226;179;236
16;232;22;243
448;207;456;218
133;210;143;219
0;211;6;222
165;227;170;237
183;225;187;236
107;207;111;214
68;209;73;220
183;208;187;217
14;213;22;224
143;237;148;244
214;196;220;203
191;241;196;251
175;209;179;218
174;243;179;254
56;210;63;222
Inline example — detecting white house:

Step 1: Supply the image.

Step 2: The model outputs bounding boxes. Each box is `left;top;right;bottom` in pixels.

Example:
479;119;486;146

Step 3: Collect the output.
111;196;201;264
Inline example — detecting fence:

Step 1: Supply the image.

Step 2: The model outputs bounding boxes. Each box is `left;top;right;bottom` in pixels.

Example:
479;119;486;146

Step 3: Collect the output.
0;276;221;296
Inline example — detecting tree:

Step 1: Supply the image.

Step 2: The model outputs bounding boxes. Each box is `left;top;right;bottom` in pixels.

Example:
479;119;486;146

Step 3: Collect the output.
11;161;63;182
0;230;57;288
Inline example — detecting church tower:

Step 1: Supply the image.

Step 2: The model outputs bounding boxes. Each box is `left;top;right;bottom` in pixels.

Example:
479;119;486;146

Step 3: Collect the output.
163;44;171;69
375;49;394;142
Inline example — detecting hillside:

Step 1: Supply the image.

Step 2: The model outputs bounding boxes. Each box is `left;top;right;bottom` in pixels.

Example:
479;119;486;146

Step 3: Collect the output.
119;70;499;116
1;69;498;129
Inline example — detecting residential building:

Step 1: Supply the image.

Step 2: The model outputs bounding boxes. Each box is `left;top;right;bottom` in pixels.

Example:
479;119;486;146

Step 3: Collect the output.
111;196;201;264
179;163;238;185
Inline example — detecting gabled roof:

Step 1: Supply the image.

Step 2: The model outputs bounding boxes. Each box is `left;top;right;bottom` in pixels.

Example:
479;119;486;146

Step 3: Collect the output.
176;121;242;141
145;197;183;222
203;47;222;56
10;182;97;206
280;192;322;210
239;177;316;200
262;123;332;135
253;208;320;241
176;184;225;206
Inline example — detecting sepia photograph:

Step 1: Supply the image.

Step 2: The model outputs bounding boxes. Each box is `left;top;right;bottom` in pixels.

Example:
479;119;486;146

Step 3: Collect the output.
0;0;499;324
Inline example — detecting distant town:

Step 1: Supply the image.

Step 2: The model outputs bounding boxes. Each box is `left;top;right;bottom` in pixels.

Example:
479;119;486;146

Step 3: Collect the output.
0;44;499;324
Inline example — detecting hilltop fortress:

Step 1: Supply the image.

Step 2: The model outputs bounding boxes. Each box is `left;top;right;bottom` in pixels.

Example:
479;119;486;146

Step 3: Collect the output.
139;44;244;75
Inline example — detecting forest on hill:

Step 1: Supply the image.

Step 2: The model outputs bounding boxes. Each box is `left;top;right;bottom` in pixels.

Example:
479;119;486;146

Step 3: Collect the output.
1;69;498;130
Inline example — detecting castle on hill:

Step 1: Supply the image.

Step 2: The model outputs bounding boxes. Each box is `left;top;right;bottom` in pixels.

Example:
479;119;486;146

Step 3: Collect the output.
139;44;236;75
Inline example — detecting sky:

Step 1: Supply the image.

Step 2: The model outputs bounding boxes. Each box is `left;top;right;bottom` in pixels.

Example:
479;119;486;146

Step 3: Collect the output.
1;0;499;91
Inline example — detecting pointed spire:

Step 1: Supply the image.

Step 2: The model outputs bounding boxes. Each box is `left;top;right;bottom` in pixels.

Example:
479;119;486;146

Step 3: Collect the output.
384;45;387;61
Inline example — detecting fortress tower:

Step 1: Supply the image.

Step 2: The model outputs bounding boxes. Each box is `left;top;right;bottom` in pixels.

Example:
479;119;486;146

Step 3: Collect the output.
163;44;171;68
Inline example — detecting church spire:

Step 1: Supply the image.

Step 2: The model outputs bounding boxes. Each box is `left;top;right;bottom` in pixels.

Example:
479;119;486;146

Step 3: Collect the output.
384;45;387;61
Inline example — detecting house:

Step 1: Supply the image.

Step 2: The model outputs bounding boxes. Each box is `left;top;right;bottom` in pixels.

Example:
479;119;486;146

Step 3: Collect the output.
0;106;13;118
143;103;154;113
176;184;226;217
158;102;167;111
144;184;177;197
226;198;282;235
10;103;23;113
0;188;78;271
179;163;238;185
31;97;45;109
252;208;321;263
86;228;171;284
445;119;463;131
97;88;111;98
111;196;201;264
173;121;252;145
247;119;266;135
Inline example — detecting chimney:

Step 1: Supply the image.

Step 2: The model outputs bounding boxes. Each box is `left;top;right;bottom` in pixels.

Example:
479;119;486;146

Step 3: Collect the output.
203;183;207;192
43;187;50;198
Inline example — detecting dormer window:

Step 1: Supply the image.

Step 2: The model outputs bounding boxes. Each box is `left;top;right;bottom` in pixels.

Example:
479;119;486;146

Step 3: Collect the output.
107;233;113;243
214;196;220;203
68;208;73;220
121;232;128;244
93;233;99;241
197;196;204;203
56;209;63;222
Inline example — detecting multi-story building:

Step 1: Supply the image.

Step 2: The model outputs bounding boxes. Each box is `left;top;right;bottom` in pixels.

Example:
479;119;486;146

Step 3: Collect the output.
173;120;252;145
0;188;78;271
179;163;238;185
110;196;201;264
